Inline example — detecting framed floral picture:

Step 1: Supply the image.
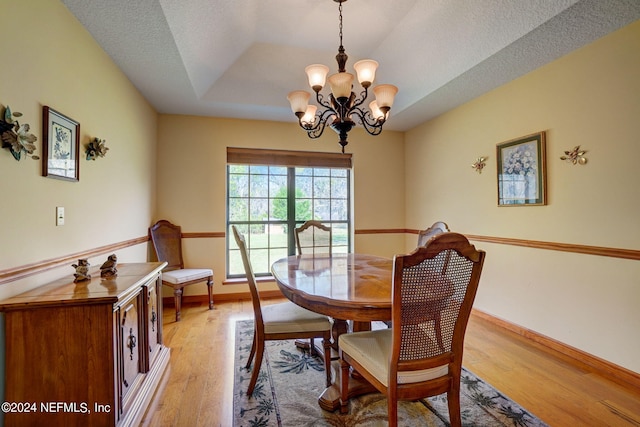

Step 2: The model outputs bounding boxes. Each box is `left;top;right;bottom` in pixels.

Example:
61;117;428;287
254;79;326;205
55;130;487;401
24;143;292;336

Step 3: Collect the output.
496;131;546;206
42;106;80;181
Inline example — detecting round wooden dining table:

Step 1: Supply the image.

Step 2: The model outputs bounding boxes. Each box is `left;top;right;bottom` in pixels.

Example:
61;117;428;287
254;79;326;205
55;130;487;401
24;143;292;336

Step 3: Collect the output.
271;252;393;411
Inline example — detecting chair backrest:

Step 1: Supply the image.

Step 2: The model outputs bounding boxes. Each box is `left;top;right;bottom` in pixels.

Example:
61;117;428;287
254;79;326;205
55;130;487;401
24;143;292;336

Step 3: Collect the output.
416;221;450;247
231;225;264;332
295;220;332;255
149;220;185;271
391;232;485;374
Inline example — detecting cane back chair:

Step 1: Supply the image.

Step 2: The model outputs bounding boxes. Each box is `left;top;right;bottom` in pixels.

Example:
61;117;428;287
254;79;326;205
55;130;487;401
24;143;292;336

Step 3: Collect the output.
339;232;485;427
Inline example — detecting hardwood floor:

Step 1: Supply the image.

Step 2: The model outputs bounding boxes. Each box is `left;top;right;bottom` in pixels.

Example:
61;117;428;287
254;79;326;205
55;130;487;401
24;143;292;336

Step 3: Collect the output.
143;298;640;426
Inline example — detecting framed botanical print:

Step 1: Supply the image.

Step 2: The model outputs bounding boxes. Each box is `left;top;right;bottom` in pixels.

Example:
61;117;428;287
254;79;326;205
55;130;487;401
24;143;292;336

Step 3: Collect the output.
42;106;80;181
496;131;546;206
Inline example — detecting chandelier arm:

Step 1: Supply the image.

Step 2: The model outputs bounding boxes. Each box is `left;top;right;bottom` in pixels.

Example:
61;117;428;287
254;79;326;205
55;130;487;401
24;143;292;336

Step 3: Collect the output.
350;107;385;136
347;87;370;112
314;91;335;111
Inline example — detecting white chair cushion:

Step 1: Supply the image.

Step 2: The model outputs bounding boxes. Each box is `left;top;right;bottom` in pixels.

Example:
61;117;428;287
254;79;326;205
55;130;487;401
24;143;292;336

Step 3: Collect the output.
339;328;448;387
162;268;212;285
263;301;331;334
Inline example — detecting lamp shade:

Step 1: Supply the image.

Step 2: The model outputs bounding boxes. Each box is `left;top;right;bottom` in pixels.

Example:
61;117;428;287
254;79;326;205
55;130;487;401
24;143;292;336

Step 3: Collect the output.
369;101;385;120
305;64;330;91
353;59;378;86
328;72;354;99
373;84;398;109
287;90;310;114
301;105;317;125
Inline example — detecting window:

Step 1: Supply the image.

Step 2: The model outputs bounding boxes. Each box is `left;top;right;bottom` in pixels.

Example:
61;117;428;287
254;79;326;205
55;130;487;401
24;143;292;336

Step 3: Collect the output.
227;148;352;277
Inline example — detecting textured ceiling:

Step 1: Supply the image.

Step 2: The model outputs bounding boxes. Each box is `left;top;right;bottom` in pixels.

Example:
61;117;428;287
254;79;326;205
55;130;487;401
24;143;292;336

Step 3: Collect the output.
61;0;640;131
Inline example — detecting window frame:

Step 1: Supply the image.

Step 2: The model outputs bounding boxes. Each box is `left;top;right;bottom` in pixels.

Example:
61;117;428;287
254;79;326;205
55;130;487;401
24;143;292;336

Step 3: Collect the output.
226;148;352;278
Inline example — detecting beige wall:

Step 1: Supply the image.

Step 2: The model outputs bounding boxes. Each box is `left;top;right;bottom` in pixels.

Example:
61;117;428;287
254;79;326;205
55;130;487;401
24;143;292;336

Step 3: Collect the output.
405;20;640;373
156;115;405;296
0;0;157;298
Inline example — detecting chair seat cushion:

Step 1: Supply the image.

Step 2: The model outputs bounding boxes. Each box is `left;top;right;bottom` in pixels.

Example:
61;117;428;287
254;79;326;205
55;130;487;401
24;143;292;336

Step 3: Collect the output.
339;328;448;387
162;268;212;285
263;301;331;334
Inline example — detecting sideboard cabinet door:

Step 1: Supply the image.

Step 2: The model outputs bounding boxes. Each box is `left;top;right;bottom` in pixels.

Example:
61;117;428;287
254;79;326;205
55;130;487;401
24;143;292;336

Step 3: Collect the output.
117;291;145;414
145;276;162;368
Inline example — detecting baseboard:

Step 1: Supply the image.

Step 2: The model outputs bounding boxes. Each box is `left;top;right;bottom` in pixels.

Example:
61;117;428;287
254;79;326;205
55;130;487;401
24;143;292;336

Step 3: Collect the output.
162;290;283;307
471;308;640;390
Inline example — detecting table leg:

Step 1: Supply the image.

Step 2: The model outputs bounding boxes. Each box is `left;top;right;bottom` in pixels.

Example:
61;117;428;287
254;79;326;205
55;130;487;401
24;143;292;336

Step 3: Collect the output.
297;317;348;356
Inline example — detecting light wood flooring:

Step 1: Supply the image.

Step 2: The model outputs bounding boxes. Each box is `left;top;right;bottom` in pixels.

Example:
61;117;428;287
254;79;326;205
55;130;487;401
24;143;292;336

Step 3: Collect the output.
142;298;640;426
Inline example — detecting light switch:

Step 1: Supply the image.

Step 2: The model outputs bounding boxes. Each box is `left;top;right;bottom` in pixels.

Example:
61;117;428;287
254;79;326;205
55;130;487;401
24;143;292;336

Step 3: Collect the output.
56;206;65;226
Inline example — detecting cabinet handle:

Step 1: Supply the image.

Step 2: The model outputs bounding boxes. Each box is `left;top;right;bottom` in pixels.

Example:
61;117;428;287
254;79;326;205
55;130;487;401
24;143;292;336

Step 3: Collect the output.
149;289;157;332
151;306;157;332
127;327;137;360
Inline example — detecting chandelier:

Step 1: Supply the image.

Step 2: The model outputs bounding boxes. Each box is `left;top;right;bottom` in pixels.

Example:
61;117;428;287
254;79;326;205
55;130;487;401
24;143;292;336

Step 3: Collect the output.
287;0;398;153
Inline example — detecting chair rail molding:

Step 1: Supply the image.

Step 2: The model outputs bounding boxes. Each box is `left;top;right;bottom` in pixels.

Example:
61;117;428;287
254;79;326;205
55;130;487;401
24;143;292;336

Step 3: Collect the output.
3;230;638;286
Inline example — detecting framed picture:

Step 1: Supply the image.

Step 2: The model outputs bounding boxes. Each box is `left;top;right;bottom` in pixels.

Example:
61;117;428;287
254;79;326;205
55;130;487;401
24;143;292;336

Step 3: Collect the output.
496;131;546;206
42;106;80;181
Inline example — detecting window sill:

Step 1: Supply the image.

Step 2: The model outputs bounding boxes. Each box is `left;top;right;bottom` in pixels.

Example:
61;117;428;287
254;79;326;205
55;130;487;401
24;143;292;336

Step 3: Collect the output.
223;276;275;285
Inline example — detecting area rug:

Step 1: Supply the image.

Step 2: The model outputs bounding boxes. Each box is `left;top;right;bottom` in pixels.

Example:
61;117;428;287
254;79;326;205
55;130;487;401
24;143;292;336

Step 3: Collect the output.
233;319;548;427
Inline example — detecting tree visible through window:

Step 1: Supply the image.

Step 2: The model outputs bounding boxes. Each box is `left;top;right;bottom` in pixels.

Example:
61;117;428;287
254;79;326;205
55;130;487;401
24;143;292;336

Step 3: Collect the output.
227;159;351;278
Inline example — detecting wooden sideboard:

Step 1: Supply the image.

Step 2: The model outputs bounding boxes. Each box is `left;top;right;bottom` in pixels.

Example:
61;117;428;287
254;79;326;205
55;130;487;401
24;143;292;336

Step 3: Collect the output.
0;262;170;426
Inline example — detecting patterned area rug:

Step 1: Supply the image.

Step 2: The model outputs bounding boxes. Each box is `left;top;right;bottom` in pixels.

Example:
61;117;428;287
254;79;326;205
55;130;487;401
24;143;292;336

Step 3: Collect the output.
233;319;548;427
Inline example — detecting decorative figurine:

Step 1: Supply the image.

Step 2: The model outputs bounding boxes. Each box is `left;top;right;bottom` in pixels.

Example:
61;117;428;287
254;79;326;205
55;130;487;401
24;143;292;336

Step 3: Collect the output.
72;258;91;282
100;254;118;278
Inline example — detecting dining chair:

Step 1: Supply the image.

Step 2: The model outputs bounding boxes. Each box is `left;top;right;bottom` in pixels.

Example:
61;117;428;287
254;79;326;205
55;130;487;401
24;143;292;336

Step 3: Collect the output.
231;225;333;396
295;220;332;255
149;220;213;322
338;232;486;427
294;220;334;353
416;221;450;247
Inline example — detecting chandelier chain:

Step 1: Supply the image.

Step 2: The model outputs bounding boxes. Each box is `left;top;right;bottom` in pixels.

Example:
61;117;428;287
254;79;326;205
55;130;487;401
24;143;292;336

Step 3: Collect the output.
339;2;343;46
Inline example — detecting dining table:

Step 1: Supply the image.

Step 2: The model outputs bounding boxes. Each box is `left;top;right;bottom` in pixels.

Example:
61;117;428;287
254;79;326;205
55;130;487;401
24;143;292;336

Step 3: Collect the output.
271;252;393;411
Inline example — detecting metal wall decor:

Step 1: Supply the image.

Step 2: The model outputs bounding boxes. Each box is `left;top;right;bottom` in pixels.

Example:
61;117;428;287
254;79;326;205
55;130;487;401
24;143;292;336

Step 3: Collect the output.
1;105;39;161
471;157;487;174
86;137;109;160
560;145;587;165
